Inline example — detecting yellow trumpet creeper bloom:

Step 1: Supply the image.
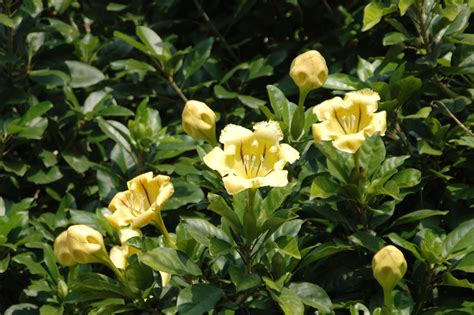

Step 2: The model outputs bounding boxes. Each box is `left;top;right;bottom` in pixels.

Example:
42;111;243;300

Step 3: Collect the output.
290;50;328;92
312;89;386;153
372;245;407;293
53;231;76;267
66;225;109;264
106;172;174;229
182;100;217;145
203;121;300;195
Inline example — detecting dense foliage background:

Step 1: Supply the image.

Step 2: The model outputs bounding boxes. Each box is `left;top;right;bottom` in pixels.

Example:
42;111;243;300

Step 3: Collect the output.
0;0;473;314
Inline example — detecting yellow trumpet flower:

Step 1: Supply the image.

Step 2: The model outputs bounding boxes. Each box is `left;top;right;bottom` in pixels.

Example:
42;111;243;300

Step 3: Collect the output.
106;172;174;229
311;89;386;153
53;231;76;267
203;121;300;195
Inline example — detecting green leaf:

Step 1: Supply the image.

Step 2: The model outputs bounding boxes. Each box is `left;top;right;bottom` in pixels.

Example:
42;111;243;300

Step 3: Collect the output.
399;0;415;15
378;156;409;178
21;0;43;17
273;287;304;315
289;282;332;313
136;26;163;56
183;37;214;80
401;107;432;120
62;151;94;173
391;75;422;105
139;247;202;276
65;61;105;88
441;272;474;289
453;252;474;273
362;2;396;32
323;73;364;91
27;166;63;184
349;231;385;252
390;209;448;227
418;139;442;156
391;168;421;188
213;84;239;99
183;218;231;246
207;194;242;234
0;13;15;28
310;173;338;199
97;118;132;153
0;254;10;273
13;253;49;277
238;95;266;109
162;178;204;210
358;136;386;177
229;265;262;292
387;233;424;262
383;32;408;46
22;102;53;123
443;219;474;258
29;69;70;86
177;284;223;315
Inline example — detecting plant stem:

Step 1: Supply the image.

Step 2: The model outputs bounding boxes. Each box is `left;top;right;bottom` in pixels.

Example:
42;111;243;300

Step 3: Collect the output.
298;88;309;109
153;213;175;248
192;0;239;63
431;100;474;137
383;288;393;315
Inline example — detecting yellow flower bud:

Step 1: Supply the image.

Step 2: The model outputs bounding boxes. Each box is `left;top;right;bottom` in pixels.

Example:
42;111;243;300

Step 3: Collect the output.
182;100;217;145
290;50;328;92
53;231;76;267
109;246;129;270
66;225;109;264
160;271;171;287
119;228;141;256
372;245;407;292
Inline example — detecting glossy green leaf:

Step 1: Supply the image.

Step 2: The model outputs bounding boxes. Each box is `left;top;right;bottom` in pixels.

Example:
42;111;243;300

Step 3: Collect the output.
139;247;202;276
177;284;223;315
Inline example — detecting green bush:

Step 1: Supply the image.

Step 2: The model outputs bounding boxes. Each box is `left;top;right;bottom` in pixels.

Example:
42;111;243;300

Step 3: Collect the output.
1;0;473;314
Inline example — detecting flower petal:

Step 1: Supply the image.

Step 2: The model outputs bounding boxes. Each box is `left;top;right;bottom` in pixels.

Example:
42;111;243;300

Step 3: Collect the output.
313;97;344;121
312;120;345;142
256;170;289;188
332;131;366;154
219;124;253;145
253;120;283;142
344;89;380;113
203;147;230;176
110;246;128;269
362;111;387;136
222;175;253;195
279;143;300;164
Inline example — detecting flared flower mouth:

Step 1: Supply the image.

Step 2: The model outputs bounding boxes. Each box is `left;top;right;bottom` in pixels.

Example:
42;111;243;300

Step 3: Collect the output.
312;89;386;153
203;121;300;195
106;172;174;229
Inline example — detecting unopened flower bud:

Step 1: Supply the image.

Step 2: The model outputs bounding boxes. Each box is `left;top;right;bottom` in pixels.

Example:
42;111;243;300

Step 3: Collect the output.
54;231;76;267
110;245;129;270
66;225;109;264
372;245;407;292
160;271;171;287
290;50;328;92
182;100;217;145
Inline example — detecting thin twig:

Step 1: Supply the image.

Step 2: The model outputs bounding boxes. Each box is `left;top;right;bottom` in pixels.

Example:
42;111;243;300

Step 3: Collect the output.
431;100;474;137
192;0;239;63
433;79;459;98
